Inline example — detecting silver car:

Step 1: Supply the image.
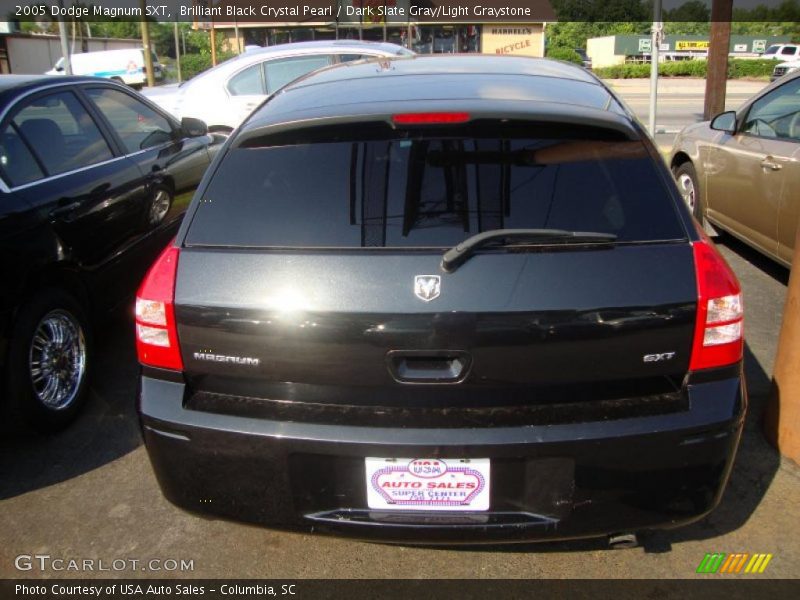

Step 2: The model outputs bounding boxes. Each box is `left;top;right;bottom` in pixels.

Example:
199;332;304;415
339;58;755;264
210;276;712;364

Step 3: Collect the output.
144;41;413;134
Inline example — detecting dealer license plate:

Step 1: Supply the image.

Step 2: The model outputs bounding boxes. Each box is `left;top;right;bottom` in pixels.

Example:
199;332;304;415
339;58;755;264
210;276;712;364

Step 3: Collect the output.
365;457;490;511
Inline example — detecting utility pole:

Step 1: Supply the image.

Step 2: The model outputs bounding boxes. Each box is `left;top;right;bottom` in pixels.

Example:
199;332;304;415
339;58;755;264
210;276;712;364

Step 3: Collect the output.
234;14;242;54
648;0;662;136
139;0;155;87
765;226;800;466
57;19;72;75
55;0;71;75
383;0;387;42
210;18;217;66
174;21;182;83
704;0;733;120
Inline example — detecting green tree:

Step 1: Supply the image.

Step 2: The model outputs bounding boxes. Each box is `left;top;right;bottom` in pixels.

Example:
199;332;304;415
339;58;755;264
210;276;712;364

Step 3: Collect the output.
663;0;710;22
552;0;649;22
546;22;649;52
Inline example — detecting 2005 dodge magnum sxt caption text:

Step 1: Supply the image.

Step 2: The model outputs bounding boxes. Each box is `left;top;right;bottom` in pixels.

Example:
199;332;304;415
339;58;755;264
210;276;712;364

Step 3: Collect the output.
135;55;746;545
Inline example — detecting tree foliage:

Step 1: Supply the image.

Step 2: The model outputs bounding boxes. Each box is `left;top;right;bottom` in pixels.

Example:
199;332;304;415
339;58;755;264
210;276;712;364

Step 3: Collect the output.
548;0;800;51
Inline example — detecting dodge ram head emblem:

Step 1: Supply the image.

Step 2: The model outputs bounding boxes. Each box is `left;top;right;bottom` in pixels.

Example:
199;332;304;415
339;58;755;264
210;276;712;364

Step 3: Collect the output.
414;275;441;302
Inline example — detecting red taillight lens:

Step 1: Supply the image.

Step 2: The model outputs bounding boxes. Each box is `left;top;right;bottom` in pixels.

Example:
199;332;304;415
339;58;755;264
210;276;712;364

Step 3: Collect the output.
689;239;743;371
135;245;183;371
392;112;471;125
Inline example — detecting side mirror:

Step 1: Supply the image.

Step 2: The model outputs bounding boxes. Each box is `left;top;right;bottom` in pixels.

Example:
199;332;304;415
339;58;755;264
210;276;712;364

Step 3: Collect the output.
710;111;737;134
54;65;64;72
181;117;208;138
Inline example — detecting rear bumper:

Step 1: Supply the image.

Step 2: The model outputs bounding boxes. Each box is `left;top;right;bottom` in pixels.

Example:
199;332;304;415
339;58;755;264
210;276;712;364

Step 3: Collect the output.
139;371;746;543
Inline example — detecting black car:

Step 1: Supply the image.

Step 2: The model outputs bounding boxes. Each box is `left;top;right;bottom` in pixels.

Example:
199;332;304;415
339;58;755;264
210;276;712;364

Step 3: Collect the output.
0;75;218;430
137;56;746;545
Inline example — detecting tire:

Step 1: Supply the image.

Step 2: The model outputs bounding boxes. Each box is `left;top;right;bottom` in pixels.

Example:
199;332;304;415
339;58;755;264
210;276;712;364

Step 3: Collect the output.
5;289;92;432
674;162;702;222
146;185;173;227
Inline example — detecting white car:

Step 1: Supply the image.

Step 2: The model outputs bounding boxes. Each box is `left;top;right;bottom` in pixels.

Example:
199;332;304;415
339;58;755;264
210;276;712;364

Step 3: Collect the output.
143;41;413;134
772;59;800;81
762;43;800;62
46;48;163;88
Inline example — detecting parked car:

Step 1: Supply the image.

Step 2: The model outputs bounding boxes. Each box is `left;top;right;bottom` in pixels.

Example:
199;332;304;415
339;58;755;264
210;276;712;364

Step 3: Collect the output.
143;40;413;134
137;55;745;545
0;75;220;430
575;48;593;69
762;43;800;62
46;48;164;88
771;59;800;81
671;70;800;267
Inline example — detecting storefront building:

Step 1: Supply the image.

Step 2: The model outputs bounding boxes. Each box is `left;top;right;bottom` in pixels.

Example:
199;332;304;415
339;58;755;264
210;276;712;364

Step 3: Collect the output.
587;34;793;68
204;1;545;57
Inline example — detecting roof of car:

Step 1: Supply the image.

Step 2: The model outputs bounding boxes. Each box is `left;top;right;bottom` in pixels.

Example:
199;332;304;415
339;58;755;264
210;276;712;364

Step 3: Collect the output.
241;40;411;57
0;75;118;103
183;40;411;87
289;53;599;87
240;55;635;139
0;75;61;92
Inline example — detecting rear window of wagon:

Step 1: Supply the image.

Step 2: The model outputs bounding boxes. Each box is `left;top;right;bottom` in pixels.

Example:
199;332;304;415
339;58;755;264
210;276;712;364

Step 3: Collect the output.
186;125;687;248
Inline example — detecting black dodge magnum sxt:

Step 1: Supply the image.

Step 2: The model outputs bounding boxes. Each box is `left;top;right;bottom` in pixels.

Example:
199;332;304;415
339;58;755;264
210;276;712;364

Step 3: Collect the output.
137;56;746;545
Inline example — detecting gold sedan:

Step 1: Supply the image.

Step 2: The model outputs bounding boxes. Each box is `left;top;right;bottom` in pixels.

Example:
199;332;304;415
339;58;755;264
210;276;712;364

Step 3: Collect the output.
670;70;800;267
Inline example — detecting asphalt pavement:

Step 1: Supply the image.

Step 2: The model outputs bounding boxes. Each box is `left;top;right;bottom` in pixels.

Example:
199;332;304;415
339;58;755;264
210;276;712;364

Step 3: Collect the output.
1;78;798;580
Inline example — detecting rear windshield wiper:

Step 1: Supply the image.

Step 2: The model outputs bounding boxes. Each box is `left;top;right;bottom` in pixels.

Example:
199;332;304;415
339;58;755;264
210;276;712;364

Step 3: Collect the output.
441;229;617;272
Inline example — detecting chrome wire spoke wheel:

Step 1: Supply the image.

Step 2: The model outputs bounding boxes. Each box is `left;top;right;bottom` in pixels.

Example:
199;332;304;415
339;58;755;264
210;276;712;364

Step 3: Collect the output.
677;173;696;212
149;188;172;225
28;309;87;410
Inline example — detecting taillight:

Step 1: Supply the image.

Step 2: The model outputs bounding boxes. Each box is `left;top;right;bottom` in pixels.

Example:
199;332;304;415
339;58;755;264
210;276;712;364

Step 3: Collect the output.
689;239;743;371
392;112;471;125
135;245;183;371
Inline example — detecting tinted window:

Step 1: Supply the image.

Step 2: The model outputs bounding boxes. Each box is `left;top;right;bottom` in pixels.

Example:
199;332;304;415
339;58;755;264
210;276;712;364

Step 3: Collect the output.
264;55;332;94
765;45;779;55
86;87;174;153
228;64;265;95
743;77;800;141
187;132;685;248
781;46;797;55
0;125;45;186
11;91;113;177
338;54;369;63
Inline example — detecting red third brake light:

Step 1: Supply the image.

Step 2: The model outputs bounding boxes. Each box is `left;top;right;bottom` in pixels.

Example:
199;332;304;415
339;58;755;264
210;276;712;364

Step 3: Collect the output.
135;245;183;371
689;238;744;371
392;112;471;125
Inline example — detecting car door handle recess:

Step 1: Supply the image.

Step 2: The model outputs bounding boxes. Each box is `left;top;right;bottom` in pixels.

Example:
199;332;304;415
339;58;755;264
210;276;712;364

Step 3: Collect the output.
386;350;472;384
761;158;782;171
49;201;81;218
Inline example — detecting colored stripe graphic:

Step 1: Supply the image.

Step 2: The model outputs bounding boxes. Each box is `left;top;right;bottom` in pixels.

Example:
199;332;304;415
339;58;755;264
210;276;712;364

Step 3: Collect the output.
697;553;726;573
725;553;749;573
698;553;773;574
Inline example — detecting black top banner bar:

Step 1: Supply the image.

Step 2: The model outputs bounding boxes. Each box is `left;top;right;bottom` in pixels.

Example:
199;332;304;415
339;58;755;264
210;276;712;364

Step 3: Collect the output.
2;1;800;23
